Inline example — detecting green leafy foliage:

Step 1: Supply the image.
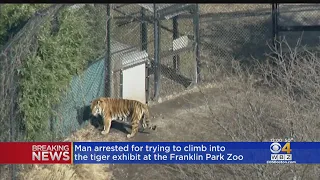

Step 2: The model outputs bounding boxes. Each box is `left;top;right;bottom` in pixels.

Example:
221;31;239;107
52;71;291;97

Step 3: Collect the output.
12;5;106;141
0;4;49;46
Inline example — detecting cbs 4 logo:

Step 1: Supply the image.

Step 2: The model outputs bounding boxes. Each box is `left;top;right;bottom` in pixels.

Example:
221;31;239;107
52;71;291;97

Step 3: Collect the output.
270;142;292;154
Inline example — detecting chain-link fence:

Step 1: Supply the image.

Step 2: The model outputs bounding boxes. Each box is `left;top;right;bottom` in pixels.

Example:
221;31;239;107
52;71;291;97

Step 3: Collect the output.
108;4;199;101
109;3;320;101
199;4;273;81
155;7;198;99
276;4;320;49
199;4;320;82
51;58;106;139
0;4;107;179
1;5;64;179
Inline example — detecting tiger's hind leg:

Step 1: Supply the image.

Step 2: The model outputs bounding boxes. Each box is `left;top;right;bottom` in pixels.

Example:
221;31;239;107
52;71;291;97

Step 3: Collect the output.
127;115;140;138
101;115;112;135
142;115;157;131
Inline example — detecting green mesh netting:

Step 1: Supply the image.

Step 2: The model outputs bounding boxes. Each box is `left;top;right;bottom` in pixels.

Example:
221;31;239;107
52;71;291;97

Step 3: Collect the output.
51;57;105;138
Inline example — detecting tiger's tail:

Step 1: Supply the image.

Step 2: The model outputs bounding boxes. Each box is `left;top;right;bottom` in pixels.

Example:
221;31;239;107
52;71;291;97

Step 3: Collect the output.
141;103;157;131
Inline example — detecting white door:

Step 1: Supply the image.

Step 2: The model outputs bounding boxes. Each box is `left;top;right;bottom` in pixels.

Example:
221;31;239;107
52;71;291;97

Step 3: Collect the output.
122;63;146;104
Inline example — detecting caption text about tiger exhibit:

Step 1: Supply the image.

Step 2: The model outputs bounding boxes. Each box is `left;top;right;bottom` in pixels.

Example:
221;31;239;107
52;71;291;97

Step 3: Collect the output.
73;142;246;164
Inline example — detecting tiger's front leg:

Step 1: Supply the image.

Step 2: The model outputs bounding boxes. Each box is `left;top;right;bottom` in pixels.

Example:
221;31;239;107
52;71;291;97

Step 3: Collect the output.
101;115;112;135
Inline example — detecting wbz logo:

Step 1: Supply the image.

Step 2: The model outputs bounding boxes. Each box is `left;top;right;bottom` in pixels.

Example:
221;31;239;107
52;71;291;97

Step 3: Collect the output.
270;142;292;161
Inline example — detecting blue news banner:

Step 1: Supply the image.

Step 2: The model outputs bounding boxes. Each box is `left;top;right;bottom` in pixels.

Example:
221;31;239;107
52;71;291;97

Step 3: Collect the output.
72;142;320;164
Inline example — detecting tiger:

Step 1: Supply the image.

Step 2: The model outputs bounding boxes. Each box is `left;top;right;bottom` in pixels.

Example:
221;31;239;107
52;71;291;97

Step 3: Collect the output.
90;97;157;138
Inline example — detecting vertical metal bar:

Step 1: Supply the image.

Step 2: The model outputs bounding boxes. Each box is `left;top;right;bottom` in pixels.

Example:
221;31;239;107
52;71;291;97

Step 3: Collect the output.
10;94;14;180
120;70;123;98
105;4;112;97
141;7;148;52
9;53;16;179
272;4;276;47
50;114;54;141
145;63;150;104
272;3;279;49
141;7;149;103
9;104;15;180
275;3;279;43
173;16;180;73
153;4;161;100
9;54;16;180
193;4;200;83
272;3;275;46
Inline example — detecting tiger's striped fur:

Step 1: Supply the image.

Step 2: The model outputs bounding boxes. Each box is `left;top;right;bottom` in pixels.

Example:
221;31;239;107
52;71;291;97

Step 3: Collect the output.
90;97;157;138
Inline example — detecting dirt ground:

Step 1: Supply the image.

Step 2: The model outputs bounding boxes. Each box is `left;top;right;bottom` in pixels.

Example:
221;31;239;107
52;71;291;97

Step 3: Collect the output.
102;83;231;180
18;83;226;180
20;77;320;180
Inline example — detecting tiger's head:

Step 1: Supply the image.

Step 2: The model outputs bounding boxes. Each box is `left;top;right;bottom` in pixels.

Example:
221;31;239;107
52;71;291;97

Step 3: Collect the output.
90;98;104;117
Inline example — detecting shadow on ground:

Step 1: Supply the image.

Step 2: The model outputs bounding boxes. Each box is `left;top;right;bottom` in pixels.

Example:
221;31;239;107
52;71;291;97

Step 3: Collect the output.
76;104;152;136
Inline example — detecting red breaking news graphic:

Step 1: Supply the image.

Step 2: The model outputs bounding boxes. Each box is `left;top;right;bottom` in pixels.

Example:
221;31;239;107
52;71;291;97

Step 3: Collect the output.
0;142;72;164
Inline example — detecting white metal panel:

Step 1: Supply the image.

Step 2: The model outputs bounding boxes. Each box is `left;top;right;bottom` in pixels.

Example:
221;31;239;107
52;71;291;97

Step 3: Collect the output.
137;4;174;13
173;35;190;51
122;63;146;104
121;50;148;68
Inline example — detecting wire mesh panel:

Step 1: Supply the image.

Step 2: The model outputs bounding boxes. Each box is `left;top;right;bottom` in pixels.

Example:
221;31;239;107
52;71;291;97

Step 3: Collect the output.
36;4;109;140
108;5;148;99
199;4;273;82
0;4;107;179
156;16;196;99
52;58;105;139
110;4;143;51
45;4;108;140
109;4;200;102
277;4;320;49
0;5;65;179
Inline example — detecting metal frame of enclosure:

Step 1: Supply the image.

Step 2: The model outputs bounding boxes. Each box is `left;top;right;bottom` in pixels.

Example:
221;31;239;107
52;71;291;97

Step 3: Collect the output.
104;4;200;103
272;3;320;48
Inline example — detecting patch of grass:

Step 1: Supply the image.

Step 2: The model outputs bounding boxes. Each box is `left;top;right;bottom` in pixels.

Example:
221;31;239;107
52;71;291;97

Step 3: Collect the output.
18;124;113;180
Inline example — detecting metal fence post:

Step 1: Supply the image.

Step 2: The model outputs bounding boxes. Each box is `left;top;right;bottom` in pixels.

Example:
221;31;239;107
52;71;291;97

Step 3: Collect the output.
141;7;150;103
272;3;279;49
193;4;200;83
9;54;17;180
105;4;112;97
173;16;180;73
141;7;148;52
153;4;161;100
